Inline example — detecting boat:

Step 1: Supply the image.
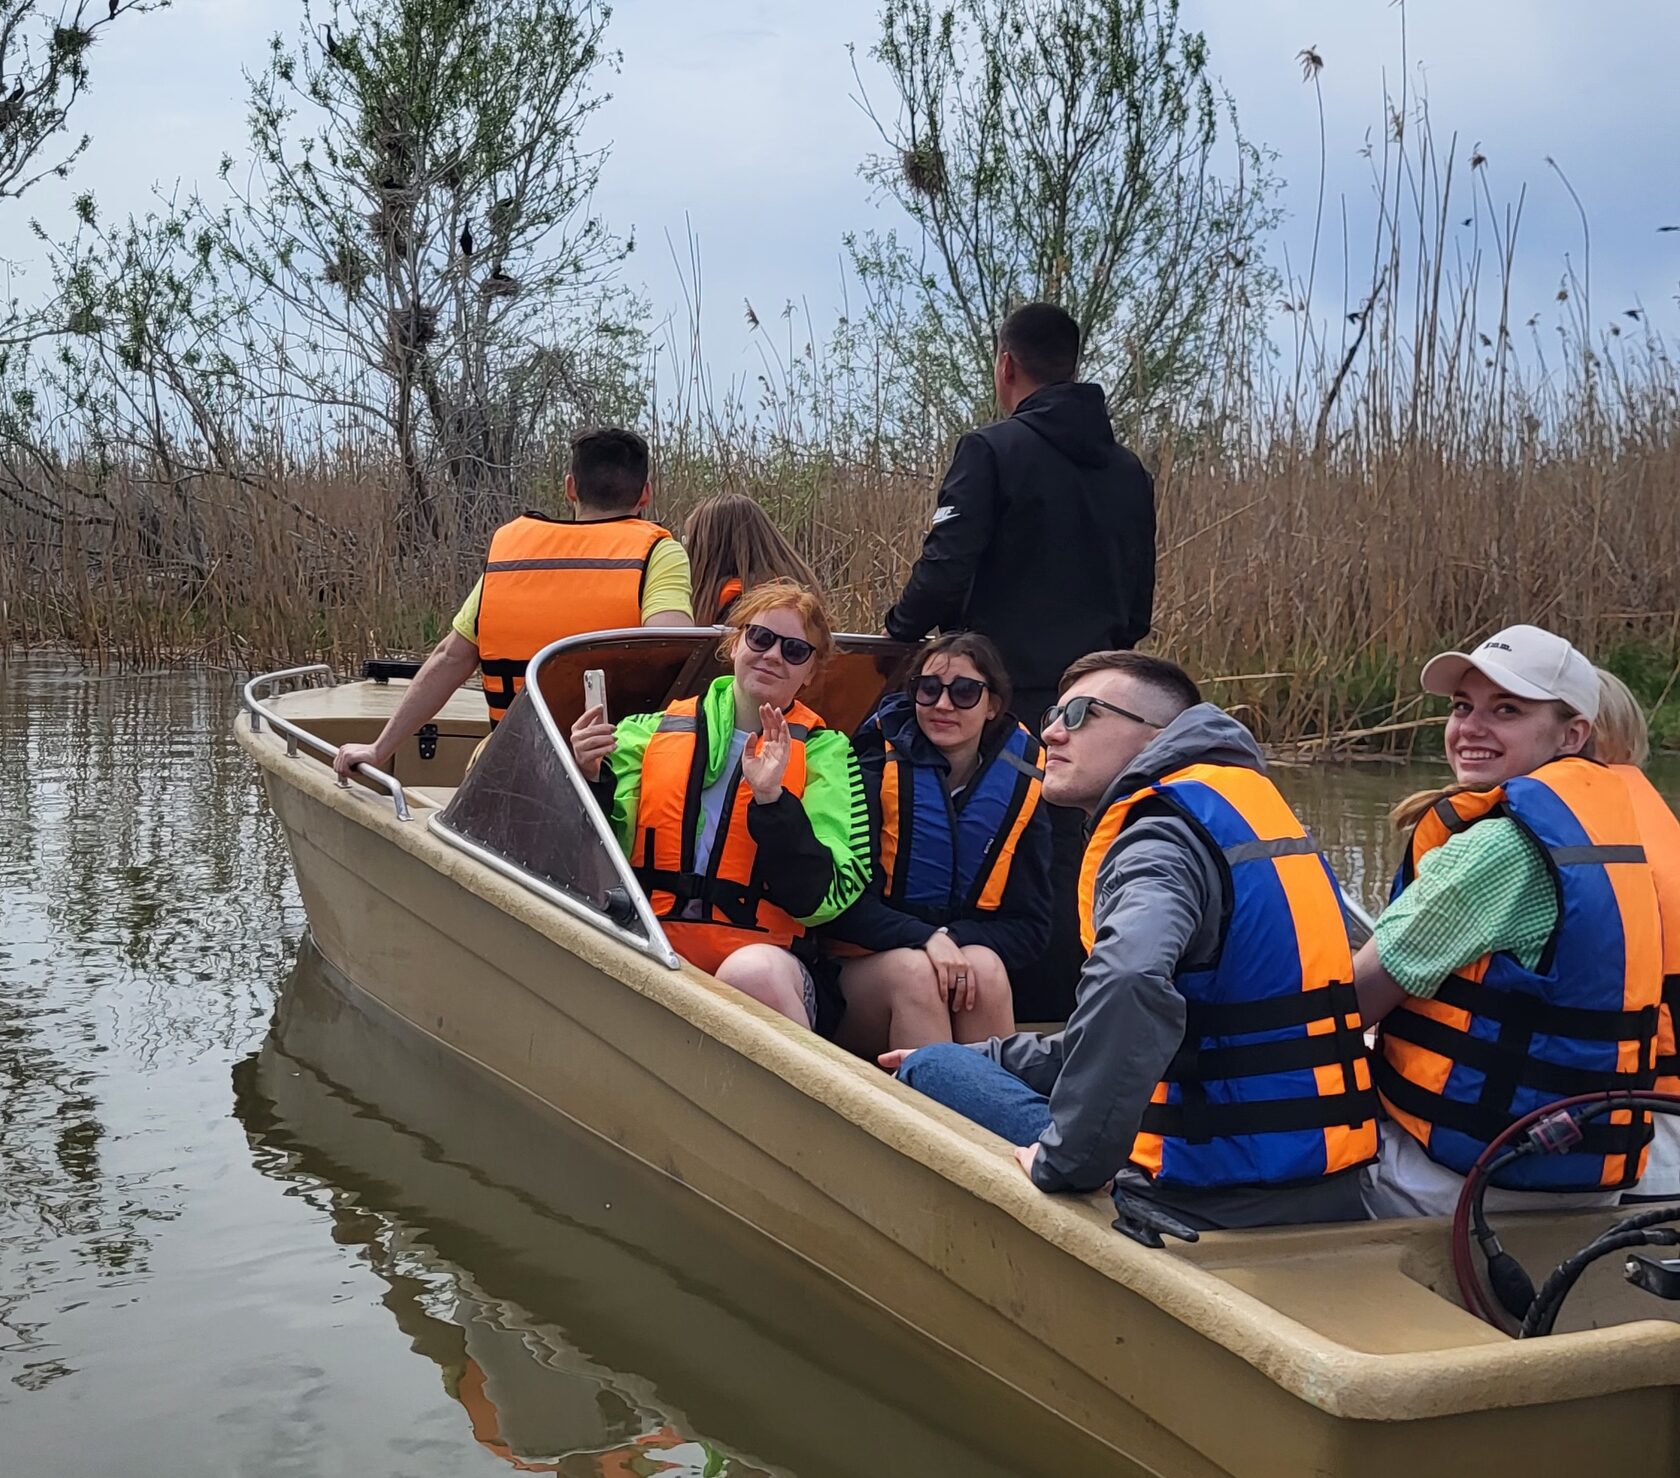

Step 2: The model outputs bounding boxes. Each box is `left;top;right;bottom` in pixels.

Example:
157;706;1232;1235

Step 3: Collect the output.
236;942;1117;1476
238;630;1680;1478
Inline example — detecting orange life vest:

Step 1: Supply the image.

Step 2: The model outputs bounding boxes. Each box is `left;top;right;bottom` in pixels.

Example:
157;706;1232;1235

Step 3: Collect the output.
1378;758;1663;1189
630;691;825;974
1615;764;1680;1096
714;576;744;622
476;512;671;725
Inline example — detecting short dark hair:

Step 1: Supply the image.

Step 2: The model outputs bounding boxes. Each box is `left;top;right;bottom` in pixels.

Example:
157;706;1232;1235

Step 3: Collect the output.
997;303;1080;385
1058;650;1201;721
570;427;650;512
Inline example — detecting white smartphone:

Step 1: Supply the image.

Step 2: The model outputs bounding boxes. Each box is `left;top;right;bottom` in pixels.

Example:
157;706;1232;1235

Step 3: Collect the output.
583;668;608;723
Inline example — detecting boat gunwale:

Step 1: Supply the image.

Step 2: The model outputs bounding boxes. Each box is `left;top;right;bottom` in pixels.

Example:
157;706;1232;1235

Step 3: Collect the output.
237;686;1680;1427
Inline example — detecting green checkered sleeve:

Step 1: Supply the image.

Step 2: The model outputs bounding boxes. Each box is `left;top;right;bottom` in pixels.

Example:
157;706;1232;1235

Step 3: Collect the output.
1372;817;1558;998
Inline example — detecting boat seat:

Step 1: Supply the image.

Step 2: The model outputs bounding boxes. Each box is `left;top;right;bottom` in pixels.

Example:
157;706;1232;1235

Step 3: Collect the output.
407;786;459;809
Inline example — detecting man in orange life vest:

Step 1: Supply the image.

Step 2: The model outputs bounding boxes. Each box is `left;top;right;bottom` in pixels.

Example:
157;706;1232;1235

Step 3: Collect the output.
886;650;1376;1234
333;427;693;780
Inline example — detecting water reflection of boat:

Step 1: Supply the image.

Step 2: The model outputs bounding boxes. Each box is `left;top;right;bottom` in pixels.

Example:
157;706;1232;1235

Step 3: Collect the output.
237;634;1680;1478
233;943;1111;1477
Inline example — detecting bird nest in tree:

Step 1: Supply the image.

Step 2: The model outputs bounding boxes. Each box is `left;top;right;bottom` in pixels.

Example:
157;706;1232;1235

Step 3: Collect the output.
480;272;521;300
364;205;415;249
385;303;438;367
899;143;947;198
323;245;372;292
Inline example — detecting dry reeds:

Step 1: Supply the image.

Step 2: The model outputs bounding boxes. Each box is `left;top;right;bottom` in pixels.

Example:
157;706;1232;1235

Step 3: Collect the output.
3;101;1677;750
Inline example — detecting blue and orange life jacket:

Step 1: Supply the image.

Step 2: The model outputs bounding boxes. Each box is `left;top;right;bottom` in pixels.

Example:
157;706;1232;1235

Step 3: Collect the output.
1078;763;1378;1191
1377;758;1664;1190
870;712;1045;928
630;691;824;975
1613;764;1680;1099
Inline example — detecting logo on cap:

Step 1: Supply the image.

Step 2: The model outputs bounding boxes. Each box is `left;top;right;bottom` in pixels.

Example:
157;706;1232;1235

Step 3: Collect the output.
1483;640;1512;652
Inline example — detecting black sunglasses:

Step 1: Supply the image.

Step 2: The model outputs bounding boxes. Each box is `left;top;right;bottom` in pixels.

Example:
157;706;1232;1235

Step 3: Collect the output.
911;674;990;710
742;623;816;667
1041;694;1163;734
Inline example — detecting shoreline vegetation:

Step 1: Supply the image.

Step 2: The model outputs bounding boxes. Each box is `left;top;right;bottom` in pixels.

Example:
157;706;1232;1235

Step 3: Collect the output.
0;3;1676;753
5;415;1676;756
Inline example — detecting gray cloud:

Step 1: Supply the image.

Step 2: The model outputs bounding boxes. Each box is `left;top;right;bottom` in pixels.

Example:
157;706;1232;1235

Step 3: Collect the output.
3;0;1675;386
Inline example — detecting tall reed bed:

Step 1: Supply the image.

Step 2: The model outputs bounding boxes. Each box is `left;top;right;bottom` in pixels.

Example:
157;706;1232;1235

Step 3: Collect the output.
3;106;1677;749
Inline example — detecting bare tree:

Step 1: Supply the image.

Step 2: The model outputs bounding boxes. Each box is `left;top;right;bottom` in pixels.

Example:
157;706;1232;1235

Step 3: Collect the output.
202;0;638;545
850;0;1275;436
0;0;166;538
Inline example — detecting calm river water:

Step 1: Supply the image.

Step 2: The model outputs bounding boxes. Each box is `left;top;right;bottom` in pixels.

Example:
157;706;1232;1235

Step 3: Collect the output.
2;659;1675;1477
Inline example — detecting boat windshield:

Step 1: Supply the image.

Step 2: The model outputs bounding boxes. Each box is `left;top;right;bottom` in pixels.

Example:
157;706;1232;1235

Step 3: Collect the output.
436;694;643;934
434;629;910;962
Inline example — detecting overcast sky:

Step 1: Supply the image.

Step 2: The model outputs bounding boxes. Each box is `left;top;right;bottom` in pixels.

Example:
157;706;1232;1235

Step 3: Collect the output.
4;0;1677;390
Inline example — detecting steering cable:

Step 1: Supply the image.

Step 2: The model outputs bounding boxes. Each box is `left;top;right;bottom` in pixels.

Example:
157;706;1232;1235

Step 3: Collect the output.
1451;1090;1680;1337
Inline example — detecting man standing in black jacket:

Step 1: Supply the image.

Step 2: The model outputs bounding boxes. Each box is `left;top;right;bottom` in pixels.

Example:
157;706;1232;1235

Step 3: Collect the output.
883;302;1156;1021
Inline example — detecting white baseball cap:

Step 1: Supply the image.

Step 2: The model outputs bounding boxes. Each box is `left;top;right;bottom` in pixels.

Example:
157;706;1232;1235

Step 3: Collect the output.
1420;624;1600;721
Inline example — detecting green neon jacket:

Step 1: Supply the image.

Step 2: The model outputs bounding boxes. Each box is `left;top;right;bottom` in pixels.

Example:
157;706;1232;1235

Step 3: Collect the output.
601;675;872;927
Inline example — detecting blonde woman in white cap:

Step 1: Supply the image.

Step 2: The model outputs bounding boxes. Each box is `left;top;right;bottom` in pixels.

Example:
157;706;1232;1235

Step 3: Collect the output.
1352;624;1665;1219
1594;668;1680;1204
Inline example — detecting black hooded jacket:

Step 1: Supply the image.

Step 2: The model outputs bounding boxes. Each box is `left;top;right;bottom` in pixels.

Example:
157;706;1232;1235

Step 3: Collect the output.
884;382;1156;704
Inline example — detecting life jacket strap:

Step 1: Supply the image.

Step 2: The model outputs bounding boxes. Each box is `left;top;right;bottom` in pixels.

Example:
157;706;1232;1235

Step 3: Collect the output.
1657;975;1680;1080
635;866;763;929
1434;973;1660;1044
1181;981;1361;1038
1382;1006;1658;1099
1374;1057;1651;1174
1165;1025;1364;1084
478;657;525;722
1141;1086;1379;1143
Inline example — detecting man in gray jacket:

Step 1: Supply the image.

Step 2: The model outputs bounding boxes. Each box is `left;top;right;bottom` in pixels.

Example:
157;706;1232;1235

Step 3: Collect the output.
886;650;1372;1233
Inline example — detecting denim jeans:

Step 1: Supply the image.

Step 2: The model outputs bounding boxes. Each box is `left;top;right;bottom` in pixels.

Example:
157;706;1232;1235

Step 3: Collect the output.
897;1042;1052;1146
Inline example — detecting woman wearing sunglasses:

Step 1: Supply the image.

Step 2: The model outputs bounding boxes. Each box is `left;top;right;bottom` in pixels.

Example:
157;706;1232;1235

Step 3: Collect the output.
569;580;870;1029
820;634;1051;1055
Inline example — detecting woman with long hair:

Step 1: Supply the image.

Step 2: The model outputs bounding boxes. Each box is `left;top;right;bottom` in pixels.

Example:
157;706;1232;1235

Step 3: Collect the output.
821;632;1051;1055
570;580;870;1030
1595;667;1680;1202
683;493;820;624
1354;626;1664;1218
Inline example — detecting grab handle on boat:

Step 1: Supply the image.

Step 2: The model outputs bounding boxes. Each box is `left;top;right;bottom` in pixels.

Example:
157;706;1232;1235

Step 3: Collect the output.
242;664;412;823
1339;885;1377;946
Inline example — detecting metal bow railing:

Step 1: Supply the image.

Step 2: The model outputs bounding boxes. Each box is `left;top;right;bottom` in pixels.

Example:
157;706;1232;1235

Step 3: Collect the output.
242;664;412;822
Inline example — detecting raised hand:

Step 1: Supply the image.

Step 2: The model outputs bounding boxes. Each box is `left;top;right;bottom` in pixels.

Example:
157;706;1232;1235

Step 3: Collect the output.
741;702;791;804
570;704;616;782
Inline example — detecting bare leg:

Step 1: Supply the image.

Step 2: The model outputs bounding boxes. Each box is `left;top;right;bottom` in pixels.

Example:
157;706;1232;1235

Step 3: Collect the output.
833;949;953;1058
715;945;811;1027
952;944;1016;1044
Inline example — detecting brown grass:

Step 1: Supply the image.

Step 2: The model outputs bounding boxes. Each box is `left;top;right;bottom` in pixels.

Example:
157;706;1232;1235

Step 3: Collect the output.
4;422;1675;751
4;105;1678;748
